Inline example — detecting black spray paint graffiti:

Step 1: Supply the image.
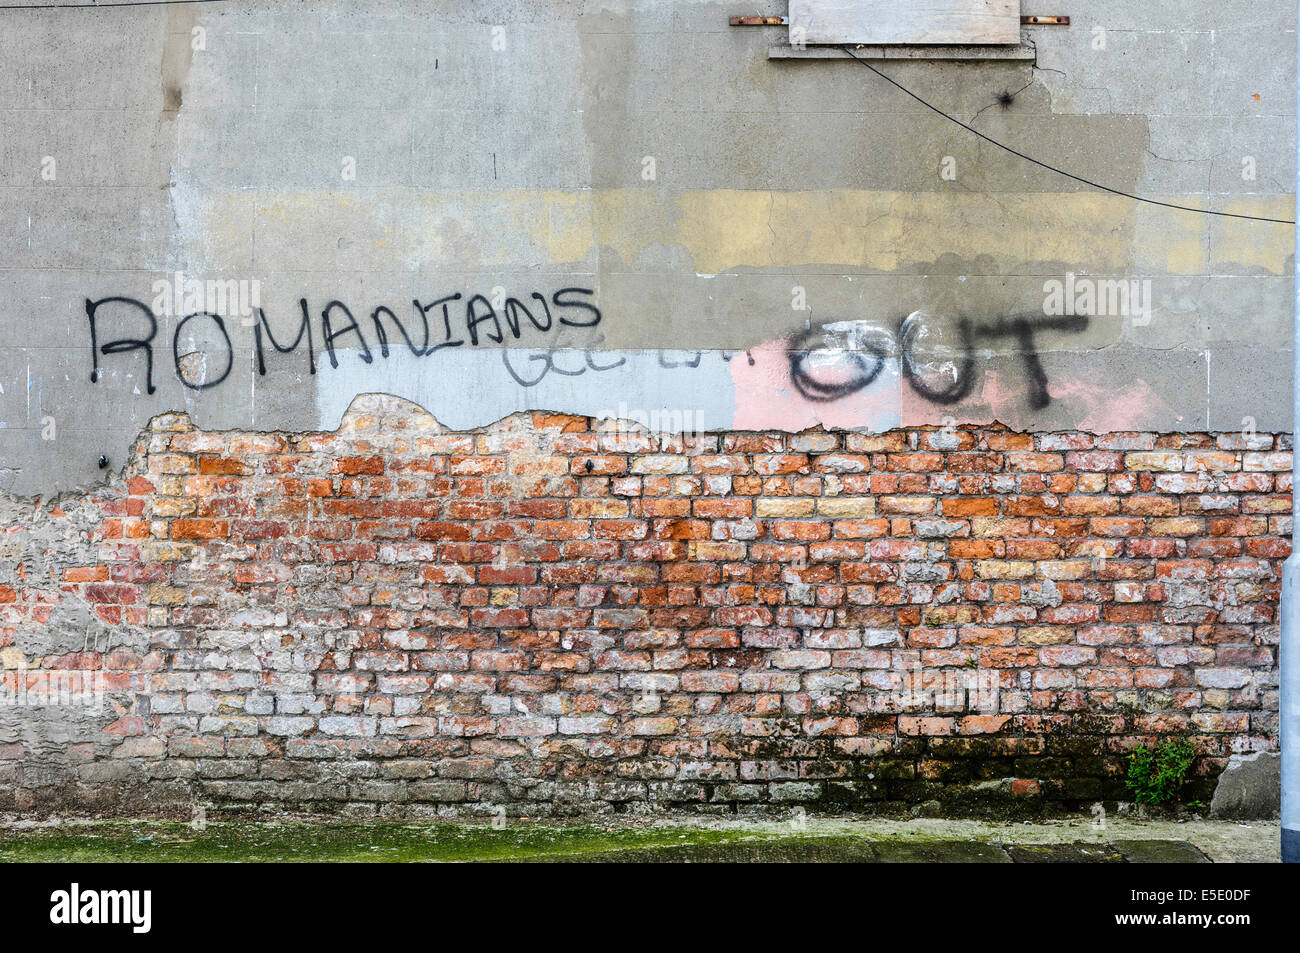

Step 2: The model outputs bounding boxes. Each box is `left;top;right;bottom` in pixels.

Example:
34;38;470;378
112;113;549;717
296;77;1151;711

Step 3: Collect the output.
787;313;1089;410
85;288;602;394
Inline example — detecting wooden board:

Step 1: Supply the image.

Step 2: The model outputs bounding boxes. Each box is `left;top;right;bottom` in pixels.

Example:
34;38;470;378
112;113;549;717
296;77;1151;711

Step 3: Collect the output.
789;0;1021;45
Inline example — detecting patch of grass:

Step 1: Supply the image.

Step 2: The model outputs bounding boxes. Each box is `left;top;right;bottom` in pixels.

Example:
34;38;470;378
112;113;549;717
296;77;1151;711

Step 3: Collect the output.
1125;739;1196;806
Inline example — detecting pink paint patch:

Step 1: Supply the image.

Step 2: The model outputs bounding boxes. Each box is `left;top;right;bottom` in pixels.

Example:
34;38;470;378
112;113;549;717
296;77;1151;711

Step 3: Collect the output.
898;369;1176;433
973;369;1031;428
729;338;901;432
1057;376;1178;432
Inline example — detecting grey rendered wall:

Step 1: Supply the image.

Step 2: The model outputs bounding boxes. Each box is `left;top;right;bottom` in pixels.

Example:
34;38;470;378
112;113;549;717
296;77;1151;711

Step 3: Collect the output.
0;0;1294;495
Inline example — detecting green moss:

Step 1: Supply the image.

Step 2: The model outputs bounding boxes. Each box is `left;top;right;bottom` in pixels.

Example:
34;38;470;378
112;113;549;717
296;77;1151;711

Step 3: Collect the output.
0;818;1240;863
0;820;826;864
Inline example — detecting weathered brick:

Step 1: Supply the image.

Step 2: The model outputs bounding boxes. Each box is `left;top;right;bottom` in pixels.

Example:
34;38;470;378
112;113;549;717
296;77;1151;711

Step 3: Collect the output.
0;412;1279;818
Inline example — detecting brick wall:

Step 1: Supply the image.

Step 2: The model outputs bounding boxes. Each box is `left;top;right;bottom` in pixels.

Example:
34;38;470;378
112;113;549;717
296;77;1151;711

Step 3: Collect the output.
0;396;1286;816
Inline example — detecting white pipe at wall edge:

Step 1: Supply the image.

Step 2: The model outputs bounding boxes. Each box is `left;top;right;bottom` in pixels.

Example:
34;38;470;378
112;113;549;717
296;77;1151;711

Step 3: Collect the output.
1285;8;1300;863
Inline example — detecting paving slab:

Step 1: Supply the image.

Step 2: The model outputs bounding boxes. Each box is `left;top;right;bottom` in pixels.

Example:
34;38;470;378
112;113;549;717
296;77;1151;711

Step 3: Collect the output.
869;840;1012;863
515;839;882;863
1111;840;1211;863
1005;843;1128;863
0;818;1279;862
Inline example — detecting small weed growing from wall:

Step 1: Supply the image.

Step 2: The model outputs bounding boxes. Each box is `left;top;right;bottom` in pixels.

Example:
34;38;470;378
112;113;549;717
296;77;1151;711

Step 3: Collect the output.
1125;739;1196;805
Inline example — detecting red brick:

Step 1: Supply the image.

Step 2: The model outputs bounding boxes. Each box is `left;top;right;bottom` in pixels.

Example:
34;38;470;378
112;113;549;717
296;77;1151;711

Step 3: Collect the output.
3;414;1281;816
171;519;229;539
198;456;249;476
334;456;385;475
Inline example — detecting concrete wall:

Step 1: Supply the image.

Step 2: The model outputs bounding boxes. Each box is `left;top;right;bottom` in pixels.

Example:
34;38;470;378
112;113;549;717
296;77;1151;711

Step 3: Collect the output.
0;0;1294;496
0;0;1293;818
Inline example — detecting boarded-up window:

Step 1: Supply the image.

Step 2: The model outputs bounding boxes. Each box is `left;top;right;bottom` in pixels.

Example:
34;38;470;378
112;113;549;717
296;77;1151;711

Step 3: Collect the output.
789;0;1021;45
